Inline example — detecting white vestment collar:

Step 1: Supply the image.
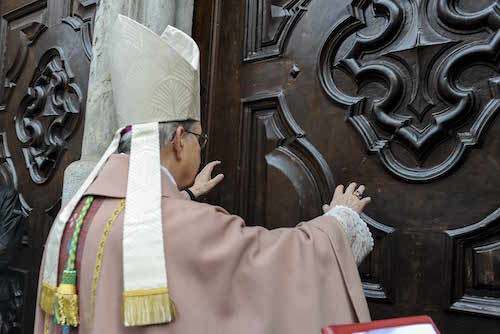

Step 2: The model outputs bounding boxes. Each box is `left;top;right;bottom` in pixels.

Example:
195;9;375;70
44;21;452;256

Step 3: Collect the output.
120;153;177;187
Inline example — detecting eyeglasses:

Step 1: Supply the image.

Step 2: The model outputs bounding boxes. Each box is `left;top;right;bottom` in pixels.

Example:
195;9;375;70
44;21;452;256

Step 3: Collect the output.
185;130;208;149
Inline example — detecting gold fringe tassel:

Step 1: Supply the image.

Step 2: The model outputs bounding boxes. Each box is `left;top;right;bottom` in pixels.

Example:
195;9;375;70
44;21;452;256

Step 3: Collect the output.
40;281;57;315
122;288;176;327
169;295;177;320
53;283;79;327
44;312;49;334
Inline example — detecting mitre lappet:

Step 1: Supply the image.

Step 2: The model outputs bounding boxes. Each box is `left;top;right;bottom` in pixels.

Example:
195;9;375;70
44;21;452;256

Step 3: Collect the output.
38;14;200;327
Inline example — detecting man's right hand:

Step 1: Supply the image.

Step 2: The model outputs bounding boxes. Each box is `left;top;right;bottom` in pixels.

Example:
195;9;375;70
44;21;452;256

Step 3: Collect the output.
189;161;224;198
322;183;371;214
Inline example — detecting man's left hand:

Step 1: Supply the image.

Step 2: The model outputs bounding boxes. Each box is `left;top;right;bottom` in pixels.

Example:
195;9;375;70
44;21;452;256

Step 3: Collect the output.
189;161;224;198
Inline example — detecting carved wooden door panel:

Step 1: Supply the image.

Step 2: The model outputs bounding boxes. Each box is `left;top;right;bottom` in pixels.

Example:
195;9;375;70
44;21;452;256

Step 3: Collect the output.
0;1;95;333
199;0;500;332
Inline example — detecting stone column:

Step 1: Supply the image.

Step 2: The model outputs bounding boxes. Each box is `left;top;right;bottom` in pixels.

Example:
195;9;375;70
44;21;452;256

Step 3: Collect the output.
62;0;194;206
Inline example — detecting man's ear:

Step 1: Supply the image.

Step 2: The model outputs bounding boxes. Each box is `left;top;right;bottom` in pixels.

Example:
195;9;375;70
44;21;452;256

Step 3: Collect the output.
172;126;185;161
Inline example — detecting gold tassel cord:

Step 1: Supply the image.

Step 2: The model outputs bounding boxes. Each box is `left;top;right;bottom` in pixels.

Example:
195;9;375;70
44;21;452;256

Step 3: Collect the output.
40;281;57;315
44;312;49;334
54;282;79;327
122;288;176;327
90;199;126;327
53;196;94;327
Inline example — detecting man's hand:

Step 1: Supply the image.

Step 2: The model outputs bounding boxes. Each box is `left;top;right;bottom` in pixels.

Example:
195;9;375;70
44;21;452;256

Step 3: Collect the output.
188;161;224;198
322;183;371;214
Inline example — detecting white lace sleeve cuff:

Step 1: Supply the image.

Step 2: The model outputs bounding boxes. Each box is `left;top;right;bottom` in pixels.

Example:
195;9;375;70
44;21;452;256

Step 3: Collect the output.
324;205;374;265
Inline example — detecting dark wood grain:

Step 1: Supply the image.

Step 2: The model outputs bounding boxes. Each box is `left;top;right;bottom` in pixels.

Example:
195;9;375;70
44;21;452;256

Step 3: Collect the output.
445;209;500;317
0;2;94;332
239;91;335;228
199;0;500;332
0;15;6;110
244;0;312;62
1;0;46;22
317;0;499;182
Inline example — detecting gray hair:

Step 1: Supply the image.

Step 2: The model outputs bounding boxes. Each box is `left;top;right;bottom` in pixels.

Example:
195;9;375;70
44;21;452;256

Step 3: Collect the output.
118;120;198;154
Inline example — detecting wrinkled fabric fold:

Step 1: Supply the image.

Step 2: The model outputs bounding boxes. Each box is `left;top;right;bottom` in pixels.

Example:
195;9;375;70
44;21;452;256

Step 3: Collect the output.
34;154;371;334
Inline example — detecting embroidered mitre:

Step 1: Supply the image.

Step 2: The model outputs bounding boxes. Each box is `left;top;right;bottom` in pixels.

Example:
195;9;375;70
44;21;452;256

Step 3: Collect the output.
109;15;200;126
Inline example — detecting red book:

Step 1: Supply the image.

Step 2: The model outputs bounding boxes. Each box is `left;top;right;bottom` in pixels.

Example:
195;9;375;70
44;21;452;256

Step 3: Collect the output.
322;316;440;334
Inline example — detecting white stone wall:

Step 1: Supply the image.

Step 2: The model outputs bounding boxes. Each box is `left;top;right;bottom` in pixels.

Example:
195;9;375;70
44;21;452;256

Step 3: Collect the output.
62;0;194;206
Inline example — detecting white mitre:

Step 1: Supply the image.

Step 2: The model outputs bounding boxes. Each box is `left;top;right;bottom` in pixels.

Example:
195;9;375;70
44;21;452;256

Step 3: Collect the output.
109;14;200;126
39;14;200;329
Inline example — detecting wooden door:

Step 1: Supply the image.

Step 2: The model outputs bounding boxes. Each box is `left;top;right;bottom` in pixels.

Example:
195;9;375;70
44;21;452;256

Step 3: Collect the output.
195;0;500;332
0;1;96;333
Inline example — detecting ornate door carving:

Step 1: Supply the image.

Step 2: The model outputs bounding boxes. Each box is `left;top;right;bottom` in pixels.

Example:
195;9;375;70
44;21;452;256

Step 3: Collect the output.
317;0;499;182
195;0;500;332
0;1;96;332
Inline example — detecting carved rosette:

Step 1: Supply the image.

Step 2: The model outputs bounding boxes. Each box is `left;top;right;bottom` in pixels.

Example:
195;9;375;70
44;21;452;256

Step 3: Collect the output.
15;49;82;185
0;12;92;334
318;0;500;182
